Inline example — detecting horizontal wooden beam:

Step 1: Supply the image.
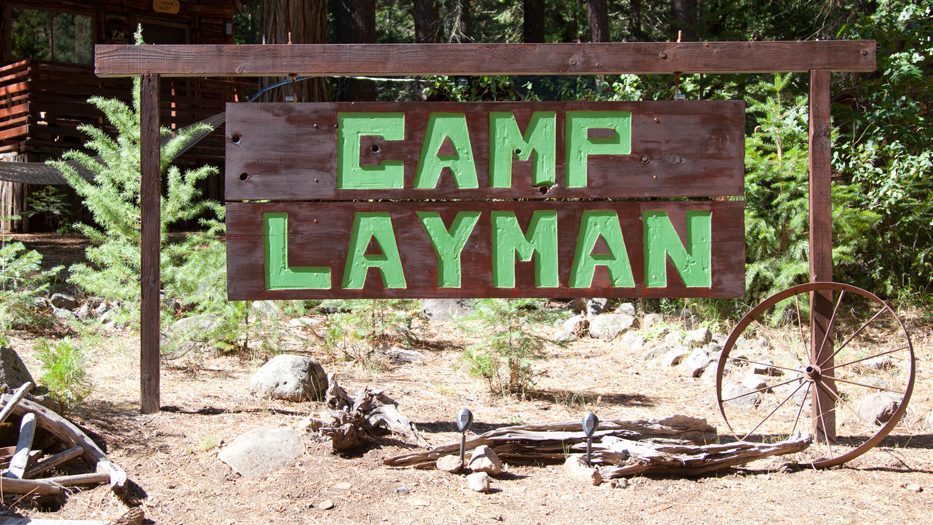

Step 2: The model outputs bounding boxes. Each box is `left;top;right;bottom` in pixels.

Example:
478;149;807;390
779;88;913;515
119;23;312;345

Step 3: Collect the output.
96;41;876;77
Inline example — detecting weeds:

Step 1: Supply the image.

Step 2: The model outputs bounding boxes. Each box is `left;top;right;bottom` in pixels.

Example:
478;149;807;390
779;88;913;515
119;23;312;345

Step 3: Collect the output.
35;338;91;409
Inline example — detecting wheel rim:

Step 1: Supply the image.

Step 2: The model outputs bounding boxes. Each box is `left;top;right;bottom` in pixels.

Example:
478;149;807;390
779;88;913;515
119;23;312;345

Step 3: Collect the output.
716;282;915;468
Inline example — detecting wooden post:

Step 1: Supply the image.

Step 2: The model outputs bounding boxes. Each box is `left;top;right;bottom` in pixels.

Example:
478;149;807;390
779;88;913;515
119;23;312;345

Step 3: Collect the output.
140;74;161;414
808;70;836;441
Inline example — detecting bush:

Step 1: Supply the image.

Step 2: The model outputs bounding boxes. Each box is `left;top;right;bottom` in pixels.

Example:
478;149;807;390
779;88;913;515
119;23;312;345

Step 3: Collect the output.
35;338;91;408
321;299;420;367
0;240;61;338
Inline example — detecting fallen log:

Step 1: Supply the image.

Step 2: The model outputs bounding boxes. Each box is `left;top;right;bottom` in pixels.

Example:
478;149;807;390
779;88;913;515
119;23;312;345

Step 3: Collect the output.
0;476;62;496
384;415;717;468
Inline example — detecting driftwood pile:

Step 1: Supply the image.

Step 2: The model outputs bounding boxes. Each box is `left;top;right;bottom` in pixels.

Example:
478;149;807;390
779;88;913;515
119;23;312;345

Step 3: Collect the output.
0;382;126;499
386;415;811;481
302;374;428;452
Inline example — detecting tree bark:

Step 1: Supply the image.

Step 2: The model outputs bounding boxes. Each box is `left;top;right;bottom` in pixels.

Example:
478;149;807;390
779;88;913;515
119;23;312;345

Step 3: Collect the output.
414;0;440;43
333;0;377;100
260;0;328;102
523;0;545;43
587;0;609;42
671;0;698;41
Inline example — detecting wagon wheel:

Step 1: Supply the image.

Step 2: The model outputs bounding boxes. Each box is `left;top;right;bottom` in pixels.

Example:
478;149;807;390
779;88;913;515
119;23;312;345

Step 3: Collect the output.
715;282;915;468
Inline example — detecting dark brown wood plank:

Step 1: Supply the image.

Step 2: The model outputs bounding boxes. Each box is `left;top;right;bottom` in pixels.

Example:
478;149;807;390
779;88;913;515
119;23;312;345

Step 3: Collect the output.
96;41;876;77
808;70;836;441
225;101;744;201
226;200;744;300
140;74;161;415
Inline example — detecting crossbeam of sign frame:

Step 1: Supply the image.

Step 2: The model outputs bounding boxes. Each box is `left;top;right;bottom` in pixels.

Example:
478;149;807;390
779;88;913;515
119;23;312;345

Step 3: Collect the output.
225;102;746;300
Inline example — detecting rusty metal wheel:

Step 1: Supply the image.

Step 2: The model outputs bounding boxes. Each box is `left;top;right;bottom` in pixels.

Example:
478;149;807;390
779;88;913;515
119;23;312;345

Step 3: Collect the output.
715;282;915;468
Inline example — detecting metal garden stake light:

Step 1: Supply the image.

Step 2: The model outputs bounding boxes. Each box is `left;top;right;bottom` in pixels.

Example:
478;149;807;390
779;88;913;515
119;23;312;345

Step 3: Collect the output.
582;411;599;467
457;408;473;467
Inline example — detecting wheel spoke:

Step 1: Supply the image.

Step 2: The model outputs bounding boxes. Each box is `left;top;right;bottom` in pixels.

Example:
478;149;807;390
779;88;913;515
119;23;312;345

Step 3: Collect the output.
794;294;810;365
790;384;810;437
721;376;803;402
822;345;910;373
728;357;801;374
814;290;845;363
819;305;888;368
741;381;807;441
830;376;905;396
813;386;835;457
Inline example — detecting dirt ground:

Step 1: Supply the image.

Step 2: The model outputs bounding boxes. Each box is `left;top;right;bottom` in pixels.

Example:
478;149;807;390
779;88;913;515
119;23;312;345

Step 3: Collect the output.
3;307;931;525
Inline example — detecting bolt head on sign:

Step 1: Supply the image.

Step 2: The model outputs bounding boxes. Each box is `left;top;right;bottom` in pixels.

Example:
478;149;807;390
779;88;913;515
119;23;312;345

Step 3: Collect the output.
582;411;599;437
457;408;473;433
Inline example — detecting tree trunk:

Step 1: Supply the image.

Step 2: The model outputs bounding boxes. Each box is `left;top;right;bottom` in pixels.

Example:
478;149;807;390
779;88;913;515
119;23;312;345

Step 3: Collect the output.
523;0;545;43
333;0;377;100
587;0;609;42
414;0;440;43
260;0;328;102
671;0;698;41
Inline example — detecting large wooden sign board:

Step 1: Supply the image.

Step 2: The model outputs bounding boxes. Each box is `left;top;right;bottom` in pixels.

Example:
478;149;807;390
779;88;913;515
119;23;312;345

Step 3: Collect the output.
225;101;745;299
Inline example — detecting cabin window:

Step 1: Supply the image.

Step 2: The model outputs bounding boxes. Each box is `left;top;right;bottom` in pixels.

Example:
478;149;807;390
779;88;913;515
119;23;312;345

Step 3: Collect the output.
11;8;93;64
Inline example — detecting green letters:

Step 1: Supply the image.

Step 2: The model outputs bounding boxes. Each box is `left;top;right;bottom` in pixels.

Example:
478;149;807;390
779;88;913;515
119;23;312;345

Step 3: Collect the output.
643;211;712;288
568;211;634;288
338;113;405;190
418;211;481;288
491;210;559;288
342;212;407;289
414;113;478;189
489;112;557;188
264;212;331;290
565;111;632;188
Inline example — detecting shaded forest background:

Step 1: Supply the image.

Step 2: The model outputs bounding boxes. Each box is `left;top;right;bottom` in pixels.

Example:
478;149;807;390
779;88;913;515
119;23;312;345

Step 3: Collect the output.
229;0;930;310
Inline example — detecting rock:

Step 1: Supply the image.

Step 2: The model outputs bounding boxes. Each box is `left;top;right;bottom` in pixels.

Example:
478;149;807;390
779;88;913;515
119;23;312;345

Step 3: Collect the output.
250;354;328;402
861;355;894;370
74;303;92;320
903;483;923;493
660;345;690;368
553;315;587;343
28;393;63;414
700;363;719;384
642;313;664;330
170;313;223;341
395;486;410;495
422;299;475;321
857;392;901;426
563;454;602;486
0;347;35;389
705;342;723;356
467;472;492;493
93;302;109;317
385;347;425;364
588;313;636;340
663;331;683;346
251;300;281;319
619;331;645;352
614;302;636;316
586;298;608;316
741;374;770;392
49;293;77;310
287;317;321;328
642;345;670;363
218;426;306;477
683;327;712;347
722;383;761;409
318;499;335;510
609;478;629;489
52;307;76;321
681;349;713;378
436;455;463;473
468;445;502;476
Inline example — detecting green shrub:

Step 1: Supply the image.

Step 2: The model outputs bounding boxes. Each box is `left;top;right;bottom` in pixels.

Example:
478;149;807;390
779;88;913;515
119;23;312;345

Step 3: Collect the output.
35;338;91;408
321;299;419;367
0;240;61;338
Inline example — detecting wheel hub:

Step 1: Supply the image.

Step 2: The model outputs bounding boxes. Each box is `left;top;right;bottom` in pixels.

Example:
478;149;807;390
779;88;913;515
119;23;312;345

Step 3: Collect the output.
803;363;821;382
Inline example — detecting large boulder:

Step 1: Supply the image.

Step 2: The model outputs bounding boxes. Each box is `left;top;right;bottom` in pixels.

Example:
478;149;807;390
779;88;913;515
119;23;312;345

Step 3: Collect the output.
683;327;712;348
857;392;901;426
218;426;306;477
251;354;328;402
49;293;78;310
421;299;475;321
588;313;636;340
0;347;34;389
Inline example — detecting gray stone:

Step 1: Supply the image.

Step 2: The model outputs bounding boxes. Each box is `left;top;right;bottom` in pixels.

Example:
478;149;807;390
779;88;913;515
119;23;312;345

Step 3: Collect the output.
218;426;306;477
251;300;281;319
586;298;609;316
468;445;502;476
681;349;713;378
642;313;664;330
663;331;683;346
170;313;223;341
385;346;425;364
74;304;91;320
52;307;76;321
93;302;109;317
700;363;719;384
642;345;670;363
722;383;761;409
251;354;328;402
553;315;587;343
683;327;712;348
741;374;770;392
467;472;492;493
287;317;321;328
588;313;636;340
422;299;475;321
0;347;34;389
857;392;901;426
660;345;690;368
619;331;645;352
436;455;463;473
49;293;77;310
318;499;335;510
861;355;894;370
615;302;636;316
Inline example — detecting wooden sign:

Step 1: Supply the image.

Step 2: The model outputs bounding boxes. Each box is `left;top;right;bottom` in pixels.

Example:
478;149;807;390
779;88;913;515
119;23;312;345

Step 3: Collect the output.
153;0;180;15
226;102;746;299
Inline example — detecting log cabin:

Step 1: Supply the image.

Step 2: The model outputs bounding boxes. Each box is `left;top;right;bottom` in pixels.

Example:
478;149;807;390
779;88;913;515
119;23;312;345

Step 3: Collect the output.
0;0;253;232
